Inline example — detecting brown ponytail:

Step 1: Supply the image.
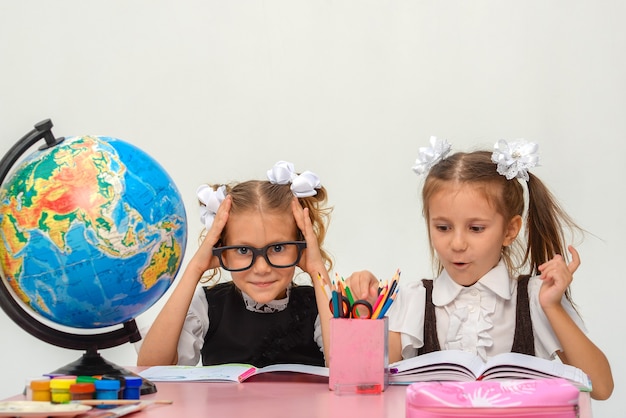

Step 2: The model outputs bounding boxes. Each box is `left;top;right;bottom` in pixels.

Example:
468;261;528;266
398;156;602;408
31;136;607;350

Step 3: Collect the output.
524;173;578;275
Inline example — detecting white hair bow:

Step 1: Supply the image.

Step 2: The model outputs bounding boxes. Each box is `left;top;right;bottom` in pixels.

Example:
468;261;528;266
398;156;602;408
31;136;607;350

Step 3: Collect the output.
412;136;452;176
266;161;321;198
197;184;226;229
491;139;539;181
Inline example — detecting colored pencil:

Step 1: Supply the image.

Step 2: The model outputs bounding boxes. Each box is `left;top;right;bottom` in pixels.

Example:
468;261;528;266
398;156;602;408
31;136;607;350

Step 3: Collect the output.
384;270;400;304
376;288;399;319
316;273;332;301
331;290;341;318
370;283;388;319
343;284;355;306
373;270;400;319
335;273;347;298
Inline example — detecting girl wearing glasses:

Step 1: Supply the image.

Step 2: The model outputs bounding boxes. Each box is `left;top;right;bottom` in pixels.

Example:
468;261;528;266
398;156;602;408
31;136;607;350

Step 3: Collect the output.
137;161;333;367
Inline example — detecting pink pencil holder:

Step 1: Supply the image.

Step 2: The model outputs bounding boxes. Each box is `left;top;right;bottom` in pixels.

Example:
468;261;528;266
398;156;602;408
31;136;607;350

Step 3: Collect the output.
328;317;389;394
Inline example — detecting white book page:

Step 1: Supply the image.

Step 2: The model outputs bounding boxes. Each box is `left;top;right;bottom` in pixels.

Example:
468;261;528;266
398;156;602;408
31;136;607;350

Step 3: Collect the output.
255;364;329;377
389;350;485;378
480;352;591;389
388;350;591;390
139;364;254;382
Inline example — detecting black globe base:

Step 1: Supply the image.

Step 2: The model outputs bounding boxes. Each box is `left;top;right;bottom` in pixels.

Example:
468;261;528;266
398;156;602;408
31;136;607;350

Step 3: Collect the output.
50;349;157;395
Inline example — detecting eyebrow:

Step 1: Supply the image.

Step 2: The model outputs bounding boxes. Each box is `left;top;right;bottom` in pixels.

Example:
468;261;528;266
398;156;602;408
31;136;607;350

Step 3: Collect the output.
430;216;492;223
223;239;298;247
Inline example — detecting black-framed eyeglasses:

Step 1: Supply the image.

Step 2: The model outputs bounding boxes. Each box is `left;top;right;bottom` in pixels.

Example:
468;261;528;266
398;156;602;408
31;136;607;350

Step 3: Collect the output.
212;241;307;272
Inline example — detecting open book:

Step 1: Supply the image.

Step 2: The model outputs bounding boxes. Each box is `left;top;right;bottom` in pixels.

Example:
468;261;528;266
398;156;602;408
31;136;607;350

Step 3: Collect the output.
389;350;592;391
139;363;329;383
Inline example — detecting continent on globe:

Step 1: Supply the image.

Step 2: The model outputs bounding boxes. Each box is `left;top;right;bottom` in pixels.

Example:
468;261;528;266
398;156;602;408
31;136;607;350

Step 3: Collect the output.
0;135;187;328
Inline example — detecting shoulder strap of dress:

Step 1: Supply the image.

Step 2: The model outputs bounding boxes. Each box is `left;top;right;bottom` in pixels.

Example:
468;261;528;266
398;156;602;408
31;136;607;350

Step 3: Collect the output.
204;282;236;341
418;279;441;355
511;275;536;356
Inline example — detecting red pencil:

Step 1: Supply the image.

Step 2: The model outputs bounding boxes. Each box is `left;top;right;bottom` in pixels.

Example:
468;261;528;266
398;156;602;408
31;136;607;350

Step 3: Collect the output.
371;282;388;317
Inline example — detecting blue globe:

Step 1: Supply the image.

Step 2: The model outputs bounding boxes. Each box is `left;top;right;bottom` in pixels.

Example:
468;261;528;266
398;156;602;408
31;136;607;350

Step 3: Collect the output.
0;135;187;328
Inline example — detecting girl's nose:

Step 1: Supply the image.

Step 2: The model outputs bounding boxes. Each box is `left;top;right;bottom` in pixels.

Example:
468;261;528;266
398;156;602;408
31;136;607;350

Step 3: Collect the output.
451;232;467;251
251;254;272;273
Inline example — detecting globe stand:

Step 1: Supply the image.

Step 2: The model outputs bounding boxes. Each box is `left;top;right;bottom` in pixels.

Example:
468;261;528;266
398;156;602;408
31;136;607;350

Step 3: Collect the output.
0;119;161;396
52;348;157;395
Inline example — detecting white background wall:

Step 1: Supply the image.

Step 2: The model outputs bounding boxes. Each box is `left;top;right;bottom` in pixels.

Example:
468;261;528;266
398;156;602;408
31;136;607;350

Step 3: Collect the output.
1;1;624;415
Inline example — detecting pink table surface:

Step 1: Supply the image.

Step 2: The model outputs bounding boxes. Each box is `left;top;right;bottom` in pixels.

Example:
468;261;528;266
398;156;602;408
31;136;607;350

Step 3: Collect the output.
138;379;406;417
3;372;592;418
4;378;406;418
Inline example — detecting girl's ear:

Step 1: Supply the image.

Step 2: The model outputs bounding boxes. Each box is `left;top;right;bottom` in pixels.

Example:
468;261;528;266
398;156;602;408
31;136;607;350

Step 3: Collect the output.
503;215;523;247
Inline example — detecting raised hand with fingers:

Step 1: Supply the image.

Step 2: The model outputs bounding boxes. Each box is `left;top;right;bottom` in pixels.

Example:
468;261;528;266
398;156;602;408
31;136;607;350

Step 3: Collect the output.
537;245;580;310
291;197;326;277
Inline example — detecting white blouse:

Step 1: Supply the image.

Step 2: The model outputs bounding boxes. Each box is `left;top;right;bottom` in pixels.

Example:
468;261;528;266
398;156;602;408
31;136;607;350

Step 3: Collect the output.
176;284;324;366
387;261;586;362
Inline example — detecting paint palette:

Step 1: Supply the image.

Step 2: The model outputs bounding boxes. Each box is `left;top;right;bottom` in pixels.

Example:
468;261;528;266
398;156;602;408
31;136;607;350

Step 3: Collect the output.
0;401;91;417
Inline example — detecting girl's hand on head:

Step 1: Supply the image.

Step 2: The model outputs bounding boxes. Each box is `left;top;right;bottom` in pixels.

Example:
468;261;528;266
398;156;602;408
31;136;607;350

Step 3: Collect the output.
194;195;232;272
291;198;324;275
344;271;380;305
537;245;580;310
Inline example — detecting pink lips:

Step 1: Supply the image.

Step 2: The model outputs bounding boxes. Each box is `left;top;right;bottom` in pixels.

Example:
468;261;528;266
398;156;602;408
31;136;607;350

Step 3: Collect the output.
251;281;274;287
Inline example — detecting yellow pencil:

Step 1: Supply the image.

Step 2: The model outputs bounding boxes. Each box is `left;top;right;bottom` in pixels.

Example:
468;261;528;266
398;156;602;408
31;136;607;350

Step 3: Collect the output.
316;272;332;300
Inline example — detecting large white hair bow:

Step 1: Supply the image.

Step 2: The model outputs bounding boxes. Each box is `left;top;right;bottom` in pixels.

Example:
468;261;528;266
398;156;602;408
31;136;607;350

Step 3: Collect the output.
197;184;226;230
412;136;452;176
266;161;321;198
491;139;539;181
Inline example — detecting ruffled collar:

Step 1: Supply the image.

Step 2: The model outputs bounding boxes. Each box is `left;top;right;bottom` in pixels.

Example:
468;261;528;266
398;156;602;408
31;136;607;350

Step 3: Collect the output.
432;260;513;306
433;260;513;361
241;285;291;313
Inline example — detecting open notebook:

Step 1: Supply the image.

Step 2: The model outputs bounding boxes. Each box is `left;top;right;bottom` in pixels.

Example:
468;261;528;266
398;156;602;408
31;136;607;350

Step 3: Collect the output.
389;350;592;391
139;363;329;383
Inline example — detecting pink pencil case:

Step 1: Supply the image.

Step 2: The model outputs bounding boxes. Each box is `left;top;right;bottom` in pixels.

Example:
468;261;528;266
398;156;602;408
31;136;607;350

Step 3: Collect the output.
406;378;580;417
